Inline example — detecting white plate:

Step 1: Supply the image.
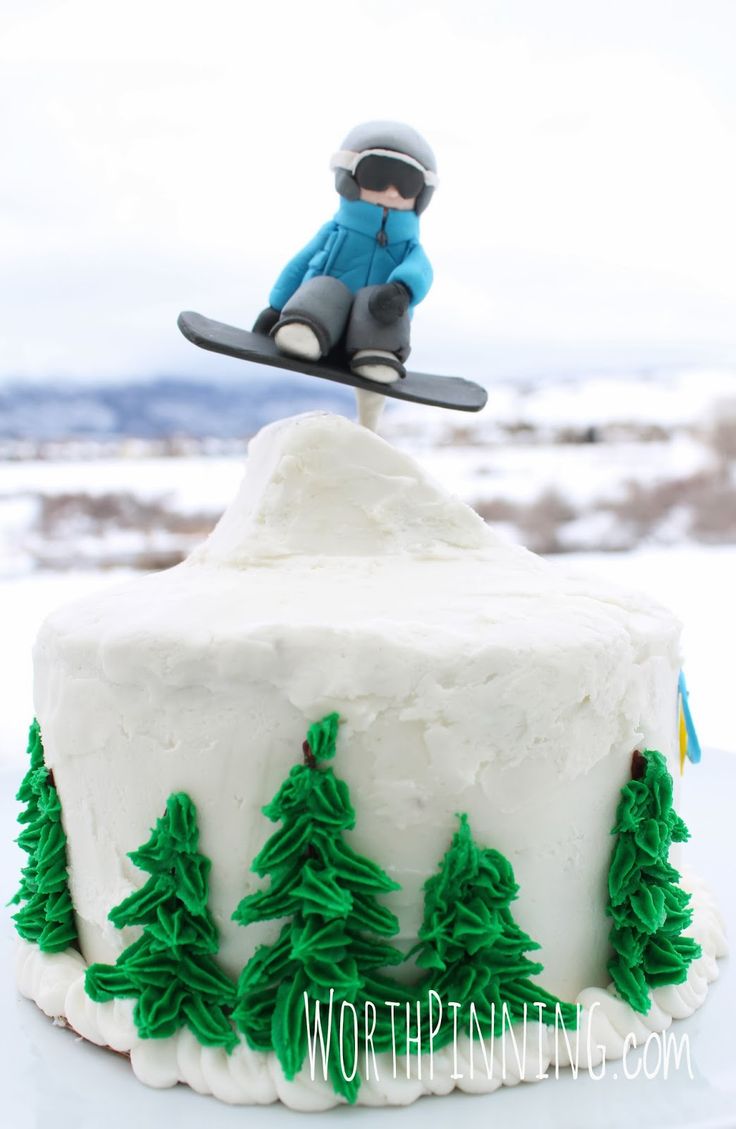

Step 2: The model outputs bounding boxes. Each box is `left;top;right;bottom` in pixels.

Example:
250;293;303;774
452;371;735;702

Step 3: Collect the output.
2;753;733;1129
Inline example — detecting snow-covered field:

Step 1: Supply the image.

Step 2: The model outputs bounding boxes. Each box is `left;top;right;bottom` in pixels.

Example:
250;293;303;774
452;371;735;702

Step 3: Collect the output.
0;426;733;569
1;545;734;776
0;433;712;522
2;365;735;570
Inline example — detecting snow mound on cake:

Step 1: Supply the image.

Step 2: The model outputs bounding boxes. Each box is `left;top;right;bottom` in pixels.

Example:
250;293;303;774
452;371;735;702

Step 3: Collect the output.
190;411;501;563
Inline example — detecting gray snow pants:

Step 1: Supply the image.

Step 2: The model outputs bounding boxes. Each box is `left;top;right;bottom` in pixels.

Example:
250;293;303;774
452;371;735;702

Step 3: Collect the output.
276;276;411;361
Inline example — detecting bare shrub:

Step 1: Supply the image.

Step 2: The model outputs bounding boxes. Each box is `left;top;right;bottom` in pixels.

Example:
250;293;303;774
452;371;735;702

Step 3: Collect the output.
706;399;736;464
602;469;736;541
690;480;736;539
502;421;536;440
473;469;736;554
474;489;577;554
36;492;216;539
473;497;520;523
598;422;670;443
444;425;480;447
555;426;601;445
28;492;220;570
518;489;577;554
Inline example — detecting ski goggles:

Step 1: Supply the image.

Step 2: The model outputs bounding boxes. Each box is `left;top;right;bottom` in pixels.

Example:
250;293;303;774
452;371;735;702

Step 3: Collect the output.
330;147;439;200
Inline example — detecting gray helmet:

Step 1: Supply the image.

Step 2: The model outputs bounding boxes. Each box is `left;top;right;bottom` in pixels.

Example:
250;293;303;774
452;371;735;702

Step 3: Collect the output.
330;120;438;215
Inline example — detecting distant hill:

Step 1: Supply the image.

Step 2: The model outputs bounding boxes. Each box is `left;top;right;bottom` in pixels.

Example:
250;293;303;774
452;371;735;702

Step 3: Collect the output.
0;375;354;440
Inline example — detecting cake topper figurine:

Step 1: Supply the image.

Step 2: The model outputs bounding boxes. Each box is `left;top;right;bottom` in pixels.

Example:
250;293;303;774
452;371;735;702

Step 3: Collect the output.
254;121;436;388
178;120;487;429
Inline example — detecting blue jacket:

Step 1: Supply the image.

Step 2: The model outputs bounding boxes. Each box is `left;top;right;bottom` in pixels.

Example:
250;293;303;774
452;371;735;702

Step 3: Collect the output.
269;199;433;313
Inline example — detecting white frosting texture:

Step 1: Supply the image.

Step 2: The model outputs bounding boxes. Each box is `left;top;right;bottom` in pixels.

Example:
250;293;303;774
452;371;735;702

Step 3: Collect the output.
15;870;727;1109
190;411;495;561
24;410;713;1107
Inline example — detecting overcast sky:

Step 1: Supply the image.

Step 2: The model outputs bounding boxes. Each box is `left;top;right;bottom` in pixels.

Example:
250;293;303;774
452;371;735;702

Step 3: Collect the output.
2;0;736;383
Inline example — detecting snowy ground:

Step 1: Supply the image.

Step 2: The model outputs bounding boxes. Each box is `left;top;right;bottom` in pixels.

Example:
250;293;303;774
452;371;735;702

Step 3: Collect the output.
0;433;712;513
2;364;736;570
1;546;733;776
1;427;733;570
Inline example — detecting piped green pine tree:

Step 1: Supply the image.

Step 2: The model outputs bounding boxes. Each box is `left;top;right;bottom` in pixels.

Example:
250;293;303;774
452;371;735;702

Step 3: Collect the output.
409;813;578;1043
10;719;77;952
231;713;405;1104
606;749;701;1013
85;792;237;1050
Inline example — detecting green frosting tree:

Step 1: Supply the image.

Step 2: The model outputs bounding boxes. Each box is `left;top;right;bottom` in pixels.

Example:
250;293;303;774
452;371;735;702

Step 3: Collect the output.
232;713;405;1103
11;719;77;952
85;792;237;1051
606;749;701;1013
410;812;578;1043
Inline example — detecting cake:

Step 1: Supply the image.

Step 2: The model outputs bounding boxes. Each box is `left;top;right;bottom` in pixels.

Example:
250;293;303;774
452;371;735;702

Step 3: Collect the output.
12;412;727;1109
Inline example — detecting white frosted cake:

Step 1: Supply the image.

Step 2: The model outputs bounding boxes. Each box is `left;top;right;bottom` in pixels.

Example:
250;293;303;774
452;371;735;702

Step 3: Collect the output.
14;412;726;1109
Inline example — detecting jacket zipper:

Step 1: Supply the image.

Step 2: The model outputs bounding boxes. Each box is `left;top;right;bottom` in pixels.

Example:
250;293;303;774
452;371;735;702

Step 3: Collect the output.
366;208;389;285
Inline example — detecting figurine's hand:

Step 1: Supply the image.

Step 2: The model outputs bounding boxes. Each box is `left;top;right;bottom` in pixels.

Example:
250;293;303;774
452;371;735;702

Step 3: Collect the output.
252;306;281;335
368;283;411;325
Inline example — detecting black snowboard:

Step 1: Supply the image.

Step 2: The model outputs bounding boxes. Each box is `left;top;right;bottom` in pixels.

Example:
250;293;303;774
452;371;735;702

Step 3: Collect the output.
177;311;488;413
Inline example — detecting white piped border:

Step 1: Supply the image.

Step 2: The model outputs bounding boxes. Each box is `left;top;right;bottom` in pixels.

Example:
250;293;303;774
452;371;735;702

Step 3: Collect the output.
15;869;727;1110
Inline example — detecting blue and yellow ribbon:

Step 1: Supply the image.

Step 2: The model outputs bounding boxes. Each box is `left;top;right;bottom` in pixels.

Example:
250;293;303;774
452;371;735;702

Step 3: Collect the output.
678;670;701;773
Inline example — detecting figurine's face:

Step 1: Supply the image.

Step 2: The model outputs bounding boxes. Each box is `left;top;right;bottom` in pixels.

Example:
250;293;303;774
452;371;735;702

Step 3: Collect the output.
359;185;417;211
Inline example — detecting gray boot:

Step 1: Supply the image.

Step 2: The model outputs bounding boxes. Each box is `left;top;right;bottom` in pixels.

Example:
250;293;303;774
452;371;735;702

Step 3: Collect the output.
345;285;411;380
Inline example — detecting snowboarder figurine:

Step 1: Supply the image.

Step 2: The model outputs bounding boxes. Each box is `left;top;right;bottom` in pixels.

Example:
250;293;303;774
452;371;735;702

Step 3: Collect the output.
251;120;438;387
178;123;485;423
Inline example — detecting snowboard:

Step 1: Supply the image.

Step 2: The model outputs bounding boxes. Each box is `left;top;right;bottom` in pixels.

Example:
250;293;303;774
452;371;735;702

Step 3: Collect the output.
177;311;488;412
